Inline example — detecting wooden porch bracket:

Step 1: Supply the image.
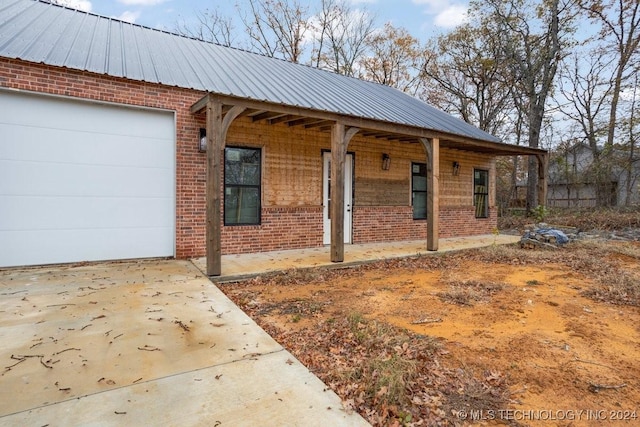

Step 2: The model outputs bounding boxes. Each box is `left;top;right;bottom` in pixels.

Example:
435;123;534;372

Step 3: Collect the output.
419;138;440;251
205;96;246;276
536;153;549;209
330;123;359;263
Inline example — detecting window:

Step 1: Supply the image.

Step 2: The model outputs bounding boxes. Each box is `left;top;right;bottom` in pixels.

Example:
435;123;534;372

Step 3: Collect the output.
412;162;427;219
474;169;489;218
224;147;261;225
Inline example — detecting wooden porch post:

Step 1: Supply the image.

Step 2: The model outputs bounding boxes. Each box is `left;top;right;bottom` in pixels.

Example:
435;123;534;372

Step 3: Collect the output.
330;122;358;263
205;96;245;276
205;98;223;276
537;153;548;209
420;138;440;251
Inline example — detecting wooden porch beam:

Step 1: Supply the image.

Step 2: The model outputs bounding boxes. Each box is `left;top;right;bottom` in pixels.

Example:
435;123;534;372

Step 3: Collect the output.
360;131;379;137
420;138;440;251
330;123;359;263
205;98;246;276
269;114;299;125
304;120;333;129
251;111;284;122
287;117;326;127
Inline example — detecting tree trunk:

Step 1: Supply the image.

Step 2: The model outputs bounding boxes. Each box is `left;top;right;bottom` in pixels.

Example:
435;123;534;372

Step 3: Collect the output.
526;156;539;211
526;100;545;211
524;0;560;214
511;155;519;207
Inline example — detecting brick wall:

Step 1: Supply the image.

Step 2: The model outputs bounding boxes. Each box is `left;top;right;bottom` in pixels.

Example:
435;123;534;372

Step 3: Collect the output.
353;206;498;243
440;206;498;237
353;206;427;242
221;206;323;254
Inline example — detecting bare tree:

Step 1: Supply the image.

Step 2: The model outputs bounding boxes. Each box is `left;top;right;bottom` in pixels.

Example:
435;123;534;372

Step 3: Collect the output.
472;0;576;212
174;0;380;72
621;74;639;205
175;7;236;47
238;0;311;62
310;0;376;76
556;51;613;153
422;24;514;136
420;19;533;213
579;0;640;151
569;0;640;206
358;23;425;95
555;49;618;203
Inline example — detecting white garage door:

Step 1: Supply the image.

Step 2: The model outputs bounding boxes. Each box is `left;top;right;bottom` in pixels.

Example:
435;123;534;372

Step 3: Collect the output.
0;91;175;268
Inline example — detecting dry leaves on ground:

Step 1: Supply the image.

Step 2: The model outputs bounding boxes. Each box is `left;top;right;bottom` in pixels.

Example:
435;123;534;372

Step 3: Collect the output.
220;237;640;426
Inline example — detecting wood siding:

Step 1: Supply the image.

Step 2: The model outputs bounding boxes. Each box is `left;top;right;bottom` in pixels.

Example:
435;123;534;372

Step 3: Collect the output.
224;117;496;211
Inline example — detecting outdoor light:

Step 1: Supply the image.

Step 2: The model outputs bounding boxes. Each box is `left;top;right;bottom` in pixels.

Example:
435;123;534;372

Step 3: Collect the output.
452;161;460;176
199;128;207;152
382;153;391;170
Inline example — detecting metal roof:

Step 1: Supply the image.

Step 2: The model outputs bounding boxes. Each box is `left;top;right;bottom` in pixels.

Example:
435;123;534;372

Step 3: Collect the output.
0;0;502;144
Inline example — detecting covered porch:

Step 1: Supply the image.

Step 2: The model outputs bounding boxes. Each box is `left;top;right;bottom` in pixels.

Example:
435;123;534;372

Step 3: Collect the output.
192;93;546;277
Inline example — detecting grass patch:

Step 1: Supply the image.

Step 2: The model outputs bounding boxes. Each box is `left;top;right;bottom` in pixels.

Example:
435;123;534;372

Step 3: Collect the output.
367;354;417;407
582;273;640;307
302;314;508;424
437;280;506;306
442;369;510;422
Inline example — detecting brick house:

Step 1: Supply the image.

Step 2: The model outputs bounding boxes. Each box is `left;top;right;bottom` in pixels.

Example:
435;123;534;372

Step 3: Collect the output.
0;0;547;274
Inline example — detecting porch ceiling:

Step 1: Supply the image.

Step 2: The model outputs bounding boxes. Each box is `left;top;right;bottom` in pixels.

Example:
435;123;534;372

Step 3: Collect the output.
191;93;546;157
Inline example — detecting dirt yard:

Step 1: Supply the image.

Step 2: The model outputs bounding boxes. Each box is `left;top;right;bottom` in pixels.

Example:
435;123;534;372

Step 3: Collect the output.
220;239;640;426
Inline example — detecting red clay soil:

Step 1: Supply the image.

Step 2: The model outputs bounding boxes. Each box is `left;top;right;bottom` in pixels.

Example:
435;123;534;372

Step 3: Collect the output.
220;240;640;426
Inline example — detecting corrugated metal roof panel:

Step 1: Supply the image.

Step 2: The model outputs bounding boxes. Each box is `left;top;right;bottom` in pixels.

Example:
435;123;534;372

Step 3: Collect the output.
107;20;124;77
84;15;108;72
44;10;83;66
0;1;39;57
120;23;143;81
132;25;160;82
62;13;94;68
0;0;501;143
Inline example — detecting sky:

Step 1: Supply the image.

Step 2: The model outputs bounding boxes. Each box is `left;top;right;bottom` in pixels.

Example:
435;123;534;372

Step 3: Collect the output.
55;0;471;42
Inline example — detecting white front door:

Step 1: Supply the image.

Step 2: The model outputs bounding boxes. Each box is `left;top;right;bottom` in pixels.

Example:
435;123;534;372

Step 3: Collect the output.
322;152;353;244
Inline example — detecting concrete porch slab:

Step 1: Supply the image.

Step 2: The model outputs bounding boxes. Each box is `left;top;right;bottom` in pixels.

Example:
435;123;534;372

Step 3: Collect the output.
0;260;369;426
192;234;521;281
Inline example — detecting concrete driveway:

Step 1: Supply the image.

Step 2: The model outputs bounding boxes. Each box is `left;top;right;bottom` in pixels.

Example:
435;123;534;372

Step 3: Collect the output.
0;260;369;426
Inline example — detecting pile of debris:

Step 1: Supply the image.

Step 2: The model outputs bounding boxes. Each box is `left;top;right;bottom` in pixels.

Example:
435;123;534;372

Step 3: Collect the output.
520;223;578;249
519;224;640;248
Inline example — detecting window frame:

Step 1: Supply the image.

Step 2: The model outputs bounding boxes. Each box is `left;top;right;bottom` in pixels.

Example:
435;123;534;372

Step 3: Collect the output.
473;168;489;219
223;146;262;226
411;162;428;220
